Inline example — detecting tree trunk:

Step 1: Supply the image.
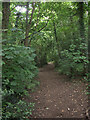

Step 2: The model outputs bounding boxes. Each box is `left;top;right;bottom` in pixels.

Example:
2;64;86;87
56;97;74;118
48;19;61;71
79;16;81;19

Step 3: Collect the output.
53;21;61;58
24;3;35;47
78;2;85;42
2;2;10;39
24;2;29;47
88;2;90;72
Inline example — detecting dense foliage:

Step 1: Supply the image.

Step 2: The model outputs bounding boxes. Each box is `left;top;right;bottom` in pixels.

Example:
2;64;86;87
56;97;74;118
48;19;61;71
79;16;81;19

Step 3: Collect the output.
56;42;88;78
2;43;38;119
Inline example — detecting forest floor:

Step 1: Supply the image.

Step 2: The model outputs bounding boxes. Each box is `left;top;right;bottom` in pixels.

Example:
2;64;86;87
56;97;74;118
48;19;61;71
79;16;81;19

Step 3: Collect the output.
28;63;88;118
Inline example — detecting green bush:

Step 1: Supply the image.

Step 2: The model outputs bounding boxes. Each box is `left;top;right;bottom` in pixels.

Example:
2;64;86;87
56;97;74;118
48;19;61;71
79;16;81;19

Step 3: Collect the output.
2;44;38;119
57;42;88;78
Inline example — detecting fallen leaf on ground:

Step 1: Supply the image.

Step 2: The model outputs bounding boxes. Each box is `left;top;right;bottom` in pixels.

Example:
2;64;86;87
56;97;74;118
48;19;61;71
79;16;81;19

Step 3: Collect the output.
62;110;64;112
67;108;70;111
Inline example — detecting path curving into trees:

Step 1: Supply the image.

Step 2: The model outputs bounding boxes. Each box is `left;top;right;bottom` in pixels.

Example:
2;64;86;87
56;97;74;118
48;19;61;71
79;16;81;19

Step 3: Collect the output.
28;63;88;118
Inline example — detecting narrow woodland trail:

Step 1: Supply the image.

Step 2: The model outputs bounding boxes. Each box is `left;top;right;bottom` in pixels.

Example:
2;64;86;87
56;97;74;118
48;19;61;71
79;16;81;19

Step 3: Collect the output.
28;63;88;118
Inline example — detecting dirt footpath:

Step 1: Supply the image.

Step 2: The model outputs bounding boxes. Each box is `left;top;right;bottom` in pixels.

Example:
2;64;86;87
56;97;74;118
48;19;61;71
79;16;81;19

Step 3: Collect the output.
28;63;88;118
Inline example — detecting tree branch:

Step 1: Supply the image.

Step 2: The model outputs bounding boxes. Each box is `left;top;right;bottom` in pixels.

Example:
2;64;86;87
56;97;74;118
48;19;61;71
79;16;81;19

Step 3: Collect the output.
21;21;48;43
35;3;40;29
28;3;35;28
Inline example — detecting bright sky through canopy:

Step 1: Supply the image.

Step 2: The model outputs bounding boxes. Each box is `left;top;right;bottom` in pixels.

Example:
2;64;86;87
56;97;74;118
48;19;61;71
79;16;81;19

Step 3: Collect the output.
16;6;26;13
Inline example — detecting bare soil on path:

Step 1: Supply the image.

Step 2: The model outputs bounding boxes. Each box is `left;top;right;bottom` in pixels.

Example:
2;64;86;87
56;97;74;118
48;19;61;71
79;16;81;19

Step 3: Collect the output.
28;63;88;118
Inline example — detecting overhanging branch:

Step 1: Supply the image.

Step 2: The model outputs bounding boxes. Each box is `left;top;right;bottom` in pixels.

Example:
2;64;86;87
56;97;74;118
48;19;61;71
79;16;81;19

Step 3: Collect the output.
21;21;48;43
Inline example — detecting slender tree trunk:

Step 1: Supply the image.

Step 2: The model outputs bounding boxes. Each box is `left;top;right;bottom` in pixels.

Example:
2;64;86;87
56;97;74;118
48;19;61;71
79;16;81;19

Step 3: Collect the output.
78;2;87;75
2;2;10;39
78;2;85;42
53;21;61;58
24;2;29;47
70;17;75;44
88;2;90;72
24;3;35;47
